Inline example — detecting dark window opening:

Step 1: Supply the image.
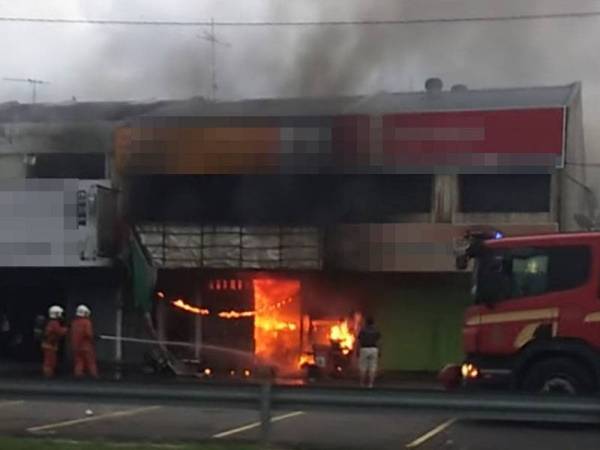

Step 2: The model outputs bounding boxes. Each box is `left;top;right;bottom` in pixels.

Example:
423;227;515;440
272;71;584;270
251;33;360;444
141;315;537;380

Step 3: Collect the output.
460;174;551;213
475;245;590;304
28;153;106;179
128;175;432;225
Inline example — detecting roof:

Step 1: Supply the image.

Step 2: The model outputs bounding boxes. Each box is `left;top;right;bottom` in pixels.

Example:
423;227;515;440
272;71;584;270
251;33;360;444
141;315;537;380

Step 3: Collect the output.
486;231;600;248
149;83;578;117
0;100;171;124
0;83;579;124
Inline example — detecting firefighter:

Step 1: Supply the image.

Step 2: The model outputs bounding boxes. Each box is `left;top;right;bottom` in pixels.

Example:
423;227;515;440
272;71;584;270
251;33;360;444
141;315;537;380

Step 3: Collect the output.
70;304;98;378
41;306;68;378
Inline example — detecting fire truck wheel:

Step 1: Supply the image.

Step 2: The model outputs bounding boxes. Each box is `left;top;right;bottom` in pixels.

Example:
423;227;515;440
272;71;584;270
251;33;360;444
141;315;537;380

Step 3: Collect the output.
521;357;595;395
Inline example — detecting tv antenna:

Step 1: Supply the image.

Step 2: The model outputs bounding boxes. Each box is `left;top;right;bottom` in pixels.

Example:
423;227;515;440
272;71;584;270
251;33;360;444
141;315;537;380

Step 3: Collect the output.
197;18;231;101
3;77;50;103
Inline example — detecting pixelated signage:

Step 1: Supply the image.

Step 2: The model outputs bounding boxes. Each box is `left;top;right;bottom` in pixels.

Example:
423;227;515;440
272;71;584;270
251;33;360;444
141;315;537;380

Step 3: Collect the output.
115;107;565;174
381;108;565;167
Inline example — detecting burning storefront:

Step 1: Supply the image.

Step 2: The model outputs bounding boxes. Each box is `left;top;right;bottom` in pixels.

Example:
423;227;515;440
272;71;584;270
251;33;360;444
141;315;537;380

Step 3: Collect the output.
114;82;583;377
0;82;584;376
149;264;365;380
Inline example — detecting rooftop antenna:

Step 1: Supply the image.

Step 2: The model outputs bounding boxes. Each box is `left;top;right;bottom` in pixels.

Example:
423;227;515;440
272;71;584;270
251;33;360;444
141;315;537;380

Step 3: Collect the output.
3;77;50;103
197;18;231;101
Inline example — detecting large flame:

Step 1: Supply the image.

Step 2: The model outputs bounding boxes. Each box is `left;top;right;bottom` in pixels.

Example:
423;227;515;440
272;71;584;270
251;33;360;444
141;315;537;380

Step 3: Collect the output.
255;317;297;332
329;319;355;355
253;278;301;371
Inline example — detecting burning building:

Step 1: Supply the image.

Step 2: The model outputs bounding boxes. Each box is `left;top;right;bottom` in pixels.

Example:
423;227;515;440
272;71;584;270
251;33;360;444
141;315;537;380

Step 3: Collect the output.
0;80;585;376
115;81;584;375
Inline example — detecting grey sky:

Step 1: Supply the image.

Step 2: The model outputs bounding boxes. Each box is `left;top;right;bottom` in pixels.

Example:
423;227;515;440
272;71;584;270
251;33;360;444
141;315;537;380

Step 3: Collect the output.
2;0;600;161
0;1;599;101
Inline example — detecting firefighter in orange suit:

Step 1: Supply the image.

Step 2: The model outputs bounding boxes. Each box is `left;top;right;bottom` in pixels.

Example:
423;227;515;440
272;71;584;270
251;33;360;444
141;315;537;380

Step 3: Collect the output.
71;304;98;378
42;305;68;378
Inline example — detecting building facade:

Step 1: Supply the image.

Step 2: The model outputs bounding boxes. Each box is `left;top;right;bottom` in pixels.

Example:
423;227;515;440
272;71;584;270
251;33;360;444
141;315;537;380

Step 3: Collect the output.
0;81;587;373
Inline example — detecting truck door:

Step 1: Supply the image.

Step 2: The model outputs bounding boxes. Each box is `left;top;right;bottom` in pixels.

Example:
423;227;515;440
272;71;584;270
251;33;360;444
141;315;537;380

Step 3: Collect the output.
476;245;591;356
475;248;554;356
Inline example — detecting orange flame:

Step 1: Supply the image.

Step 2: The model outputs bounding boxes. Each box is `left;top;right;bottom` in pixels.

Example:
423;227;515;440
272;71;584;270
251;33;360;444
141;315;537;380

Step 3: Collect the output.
329;320;355;353
218;310;256;319
298;353;315;368
171;299;210;316
253;278;301;371
255;317;297;332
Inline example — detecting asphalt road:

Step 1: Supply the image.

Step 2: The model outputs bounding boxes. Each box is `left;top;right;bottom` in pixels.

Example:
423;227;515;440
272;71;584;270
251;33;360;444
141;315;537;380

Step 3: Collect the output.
0;396;599;449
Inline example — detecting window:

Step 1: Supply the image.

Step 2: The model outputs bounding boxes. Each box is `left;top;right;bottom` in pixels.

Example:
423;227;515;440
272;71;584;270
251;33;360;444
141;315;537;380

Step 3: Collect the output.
460;174;551;213
511;254;549;298
28;153;106;179
129;175;432;224
475;245;590;303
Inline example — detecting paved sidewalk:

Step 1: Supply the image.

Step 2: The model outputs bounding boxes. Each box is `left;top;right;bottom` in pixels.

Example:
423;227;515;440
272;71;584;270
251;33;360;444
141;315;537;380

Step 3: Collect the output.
0;358;441;391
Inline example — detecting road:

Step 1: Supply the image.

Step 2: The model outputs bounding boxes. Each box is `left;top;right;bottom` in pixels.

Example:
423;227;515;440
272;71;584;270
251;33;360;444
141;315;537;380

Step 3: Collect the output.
0;397;599;449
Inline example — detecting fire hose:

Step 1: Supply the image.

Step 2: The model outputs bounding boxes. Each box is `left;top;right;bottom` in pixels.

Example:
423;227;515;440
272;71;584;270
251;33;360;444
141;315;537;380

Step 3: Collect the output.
98;335;260;367
99;334;197;348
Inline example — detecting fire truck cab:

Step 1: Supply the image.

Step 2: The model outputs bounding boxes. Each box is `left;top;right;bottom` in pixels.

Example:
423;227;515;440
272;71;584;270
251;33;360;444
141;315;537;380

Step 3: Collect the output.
442;230;600;394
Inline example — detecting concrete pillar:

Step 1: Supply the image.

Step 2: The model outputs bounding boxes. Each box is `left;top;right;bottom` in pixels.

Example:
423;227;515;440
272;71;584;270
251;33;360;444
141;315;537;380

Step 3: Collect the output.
157;299;167;344
550;172;561;229
194;291;202;361
114;288;123;380
432;174;458;223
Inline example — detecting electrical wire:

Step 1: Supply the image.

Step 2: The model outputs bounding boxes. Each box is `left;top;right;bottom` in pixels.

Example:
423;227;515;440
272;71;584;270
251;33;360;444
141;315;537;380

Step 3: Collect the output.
1;11;600;27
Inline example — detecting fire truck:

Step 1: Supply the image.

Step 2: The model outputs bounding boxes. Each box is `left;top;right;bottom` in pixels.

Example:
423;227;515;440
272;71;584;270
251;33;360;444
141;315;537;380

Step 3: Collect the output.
439;229;600;394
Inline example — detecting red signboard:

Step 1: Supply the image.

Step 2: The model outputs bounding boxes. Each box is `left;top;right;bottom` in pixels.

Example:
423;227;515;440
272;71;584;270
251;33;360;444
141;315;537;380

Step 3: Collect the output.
381;108;565;166
117;107;566;174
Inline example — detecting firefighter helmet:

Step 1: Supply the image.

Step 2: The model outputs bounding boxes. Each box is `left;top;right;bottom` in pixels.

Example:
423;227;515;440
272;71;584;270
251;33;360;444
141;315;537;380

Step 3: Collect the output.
48;305;64;319
76;304;91;318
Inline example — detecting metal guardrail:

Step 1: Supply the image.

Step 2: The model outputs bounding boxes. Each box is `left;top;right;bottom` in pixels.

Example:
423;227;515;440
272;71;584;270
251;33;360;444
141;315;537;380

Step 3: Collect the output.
0;380;599;443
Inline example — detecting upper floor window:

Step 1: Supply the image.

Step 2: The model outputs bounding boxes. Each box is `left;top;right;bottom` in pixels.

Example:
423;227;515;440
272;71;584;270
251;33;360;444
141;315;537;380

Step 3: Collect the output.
27;153;106;179
460;174;551;213
128;174;433;224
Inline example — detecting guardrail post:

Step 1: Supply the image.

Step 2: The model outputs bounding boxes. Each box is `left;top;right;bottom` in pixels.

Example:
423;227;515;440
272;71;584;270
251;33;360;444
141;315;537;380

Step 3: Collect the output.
260;381;272;444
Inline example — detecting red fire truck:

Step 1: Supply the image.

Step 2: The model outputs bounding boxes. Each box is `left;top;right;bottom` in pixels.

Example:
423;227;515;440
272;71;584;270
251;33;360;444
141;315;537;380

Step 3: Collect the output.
439;229;600;394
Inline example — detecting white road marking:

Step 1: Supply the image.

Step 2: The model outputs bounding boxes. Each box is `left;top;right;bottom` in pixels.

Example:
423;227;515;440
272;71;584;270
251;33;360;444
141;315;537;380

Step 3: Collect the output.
111;444;184;449
0;400;24;408
405;418;457;448
26;405;162;433
212;410;305;438
51;439;184;448
50;440;86;446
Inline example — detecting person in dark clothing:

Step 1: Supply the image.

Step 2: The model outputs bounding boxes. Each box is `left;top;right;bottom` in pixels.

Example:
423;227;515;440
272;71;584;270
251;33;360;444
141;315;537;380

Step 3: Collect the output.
357;317;381;388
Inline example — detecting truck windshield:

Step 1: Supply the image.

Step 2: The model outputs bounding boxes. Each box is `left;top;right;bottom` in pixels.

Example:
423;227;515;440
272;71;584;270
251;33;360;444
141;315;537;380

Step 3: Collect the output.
474;245;591;304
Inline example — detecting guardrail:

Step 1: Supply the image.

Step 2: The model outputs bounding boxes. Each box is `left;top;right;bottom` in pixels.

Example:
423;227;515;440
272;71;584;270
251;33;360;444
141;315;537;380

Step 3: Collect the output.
0;380;598;443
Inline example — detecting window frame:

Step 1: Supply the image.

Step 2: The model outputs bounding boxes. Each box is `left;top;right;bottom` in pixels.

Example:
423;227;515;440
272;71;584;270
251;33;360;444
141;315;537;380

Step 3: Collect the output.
475;244;591;304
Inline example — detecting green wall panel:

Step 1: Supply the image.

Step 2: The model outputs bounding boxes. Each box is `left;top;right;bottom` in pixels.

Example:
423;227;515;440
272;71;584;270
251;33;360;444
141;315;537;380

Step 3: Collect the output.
371;275;471;372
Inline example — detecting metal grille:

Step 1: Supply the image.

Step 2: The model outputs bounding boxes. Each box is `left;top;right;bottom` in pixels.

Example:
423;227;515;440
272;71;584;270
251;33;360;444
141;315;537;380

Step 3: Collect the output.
136;223;323;270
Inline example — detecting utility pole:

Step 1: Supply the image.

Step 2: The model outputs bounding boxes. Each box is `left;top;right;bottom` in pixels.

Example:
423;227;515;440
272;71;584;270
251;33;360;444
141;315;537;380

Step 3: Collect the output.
3;77;50;103
197;18;231;101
